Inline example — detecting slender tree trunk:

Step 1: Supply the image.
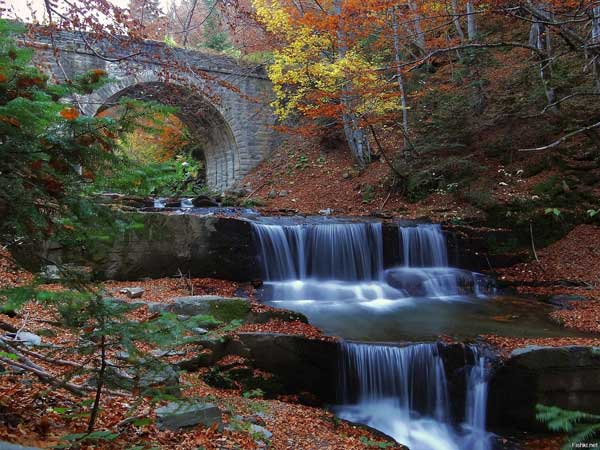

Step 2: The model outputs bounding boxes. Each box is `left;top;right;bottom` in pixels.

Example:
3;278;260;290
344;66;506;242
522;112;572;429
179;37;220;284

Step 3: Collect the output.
182;0;200;47
408;0;425;53
451;0;465;43
87;334;106;434
592;6;600;93
529;4;558;112
391;6;409;154
334;0;370;167
466;1;476;41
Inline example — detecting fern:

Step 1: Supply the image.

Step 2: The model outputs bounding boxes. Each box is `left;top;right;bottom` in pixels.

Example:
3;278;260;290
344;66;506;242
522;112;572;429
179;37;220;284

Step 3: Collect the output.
537;405;600;449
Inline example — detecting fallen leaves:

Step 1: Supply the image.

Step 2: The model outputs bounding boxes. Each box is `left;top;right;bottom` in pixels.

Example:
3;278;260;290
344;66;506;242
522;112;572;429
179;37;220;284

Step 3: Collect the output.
237;319;335;341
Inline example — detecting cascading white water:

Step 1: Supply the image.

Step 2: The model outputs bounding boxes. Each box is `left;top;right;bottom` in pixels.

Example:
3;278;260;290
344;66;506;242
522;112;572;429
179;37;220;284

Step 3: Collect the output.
252;219;496;448
336;342;492;450
252;222;383;281
401;224;449;267
153;197;166;208
252;220;493;306
180;198;194;209
252;221;396;304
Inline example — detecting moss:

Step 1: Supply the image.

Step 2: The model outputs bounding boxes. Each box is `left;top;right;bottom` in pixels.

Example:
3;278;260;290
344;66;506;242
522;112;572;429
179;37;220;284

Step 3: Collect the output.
208;298;251;322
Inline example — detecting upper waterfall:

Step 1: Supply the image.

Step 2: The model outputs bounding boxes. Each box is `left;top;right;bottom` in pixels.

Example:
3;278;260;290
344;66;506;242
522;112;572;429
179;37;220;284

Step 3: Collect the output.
251;218;493;304
400;223;449;267
252;221;383;281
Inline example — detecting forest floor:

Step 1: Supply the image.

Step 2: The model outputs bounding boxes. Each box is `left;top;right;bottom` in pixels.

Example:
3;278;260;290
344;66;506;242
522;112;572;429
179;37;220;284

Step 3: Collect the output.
0;248;404;450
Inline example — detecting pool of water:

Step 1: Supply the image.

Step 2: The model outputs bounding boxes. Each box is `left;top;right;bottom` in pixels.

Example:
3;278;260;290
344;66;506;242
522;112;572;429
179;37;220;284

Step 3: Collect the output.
264;292;584;341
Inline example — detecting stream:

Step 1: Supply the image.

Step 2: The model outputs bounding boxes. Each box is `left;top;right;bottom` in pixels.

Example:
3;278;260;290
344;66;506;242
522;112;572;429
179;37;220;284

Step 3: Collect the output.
249;217;576;450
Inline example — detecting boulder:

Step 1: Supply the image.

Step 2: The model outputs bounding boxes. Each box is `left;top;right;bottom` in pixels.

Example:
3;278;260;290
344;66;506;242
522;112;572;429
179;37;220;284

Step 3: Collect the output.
488;345;600;430
8;332;41;347
100;362;179;393
249;424;273;441
156;401;222;431
39;265;61;281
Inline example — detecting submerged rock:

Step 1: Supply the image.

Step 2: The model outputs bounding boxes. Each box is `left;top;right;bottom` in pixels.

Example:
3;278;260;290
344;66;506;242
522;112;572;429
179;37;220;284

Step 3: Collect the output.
156;401;222;431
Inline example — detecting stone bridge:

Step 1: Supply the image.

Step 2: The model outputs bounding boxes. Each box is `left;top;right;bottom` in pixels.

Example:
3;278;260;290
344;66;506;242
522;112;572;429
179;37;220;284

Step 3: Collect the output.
30;30;277;191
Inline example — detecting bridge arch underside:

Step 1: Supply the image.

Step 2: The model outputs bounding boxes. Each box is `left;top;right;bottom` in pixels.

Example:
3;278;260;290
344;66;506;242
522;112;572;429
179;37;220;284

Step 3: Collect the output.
98;82;239;191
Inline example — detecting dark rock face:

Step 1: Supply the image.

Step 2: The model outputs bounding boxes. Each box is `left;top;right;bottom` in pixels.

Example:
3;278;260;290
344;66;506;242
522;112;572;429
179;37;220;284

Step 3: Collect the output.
87;213;259;281
443;224;528;271
231;333;340;403
488;345;600;430
192;196;219;207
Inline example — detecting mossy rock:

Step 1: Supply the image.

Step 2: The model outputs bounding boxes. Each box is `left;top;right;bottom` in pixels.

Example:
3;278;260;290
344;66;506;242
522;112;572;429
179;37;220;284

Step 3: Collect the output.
168;296;251;322
208;298;251;322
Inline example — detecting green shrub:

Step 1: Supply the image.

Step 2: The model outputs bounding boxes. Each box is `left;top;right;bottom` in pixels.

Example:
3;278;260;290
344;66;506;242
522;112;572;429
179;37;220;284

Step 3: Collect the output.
89;157;205;197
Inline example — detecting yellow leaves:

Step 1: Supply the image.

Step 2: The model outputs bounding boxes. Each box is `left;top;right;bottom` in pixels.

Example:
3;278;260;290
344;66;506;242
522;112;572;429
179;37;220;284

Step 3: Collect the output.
254;0;399;124
60;107;80;121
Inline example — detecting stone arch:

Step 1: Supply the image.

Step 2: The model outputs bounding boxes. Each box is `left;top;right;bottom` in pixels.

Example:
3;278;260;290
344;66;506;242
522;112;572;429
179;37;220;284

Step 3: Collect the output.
79;72;241;190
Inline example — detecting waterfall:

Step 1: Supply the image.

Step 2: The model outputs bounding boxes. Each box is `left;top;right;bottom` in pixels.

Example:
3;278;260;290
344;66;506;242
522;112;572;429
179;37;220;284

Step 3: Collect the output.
386;223;495;298
336;342;492;450
180;198;193;209
252;221;395;303
252;221;383;281
251;220;494;304
400;224;449;267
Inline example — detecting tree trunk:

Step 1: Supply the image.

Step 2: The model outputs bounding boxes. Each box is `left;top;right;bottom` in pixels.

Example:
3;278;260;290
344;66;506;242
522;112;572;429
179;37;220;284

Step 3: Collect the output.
450;0;465;43
466;1;476;41
182;0;200;47
592;6;600;93
334;0;370;167
529;5;558;112
408;0;425;53
391;6;409;154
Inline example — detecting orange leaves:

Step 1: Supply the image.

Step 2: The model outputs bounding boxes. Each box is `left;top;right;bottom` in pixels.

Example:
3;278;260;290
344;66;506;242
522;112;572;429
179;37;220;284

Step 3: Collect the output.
60;107;80;120
0;73;6;83
0;115;20;128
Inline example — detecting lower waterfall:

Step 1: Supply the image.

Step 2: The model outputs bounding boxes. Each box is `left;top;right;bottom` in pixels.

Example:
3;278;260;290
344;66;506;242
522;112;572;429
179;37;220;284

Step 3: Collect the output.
335;342;492;450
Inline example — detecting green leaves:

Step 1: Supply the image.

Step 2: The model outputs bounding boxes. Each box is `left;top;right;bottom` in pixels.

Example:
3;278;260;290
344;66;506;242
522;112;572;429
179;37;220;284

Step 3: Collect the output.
0;351;18;360
545;207;561;217
537;404;600;449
